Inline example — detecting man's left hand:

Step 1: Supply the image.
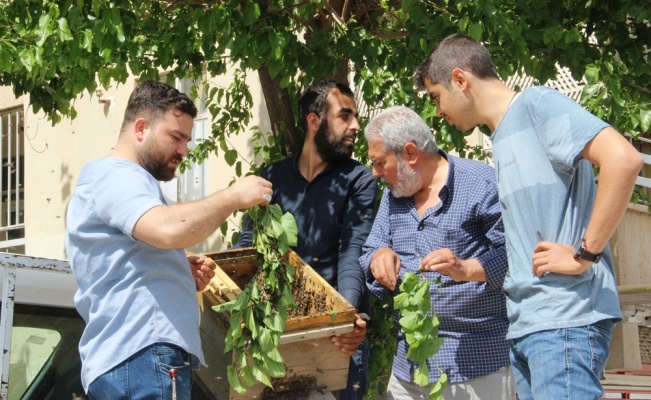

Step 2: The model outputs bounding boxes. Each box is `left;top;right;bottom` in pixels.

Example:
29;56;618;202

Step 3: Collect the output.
420;248;466;281
331;314;367;356
532;241;592;277
187;253;217;291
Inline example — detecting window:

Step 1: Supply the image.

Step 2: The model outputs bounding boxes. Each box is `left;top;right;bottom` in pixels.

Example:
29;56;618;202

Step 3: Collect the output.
0;108;24;254
3;303;215;399
6;304;84;400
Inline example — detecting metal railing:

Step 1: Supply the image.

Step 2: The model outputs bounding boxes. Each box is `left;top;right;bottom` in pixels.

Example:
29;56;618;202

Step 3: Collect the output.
0;109;24;253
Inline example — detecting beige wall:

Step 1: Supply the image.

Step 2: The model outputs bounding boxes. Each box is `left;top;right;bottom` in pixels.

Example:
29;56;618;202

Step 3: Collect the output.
5;71;270;260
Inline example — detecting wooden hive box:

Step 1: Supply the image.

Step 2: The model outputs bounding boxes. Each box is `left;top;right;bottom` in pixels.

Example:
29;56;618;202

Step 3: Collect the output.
195;247;356;400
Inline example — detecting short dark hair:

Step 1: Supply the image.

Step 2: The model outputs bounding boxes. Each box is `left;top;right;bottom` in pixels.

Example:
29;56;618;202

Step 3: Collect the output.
121;80;198;132
298;80;355;132
414;34;499;90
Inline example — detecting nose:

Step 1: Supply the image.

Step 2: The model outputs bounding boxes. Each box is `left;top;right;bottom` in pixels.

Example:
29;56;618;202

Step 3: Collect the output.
371;166;381;178
350;116;361;132
178;143;188;158
436;105;443;117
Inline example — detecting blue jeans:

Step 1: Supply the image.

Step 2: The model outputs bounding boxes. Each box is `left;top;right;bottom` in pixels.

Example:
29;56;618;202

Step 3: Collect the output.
88;343;192;400
509;319;615;400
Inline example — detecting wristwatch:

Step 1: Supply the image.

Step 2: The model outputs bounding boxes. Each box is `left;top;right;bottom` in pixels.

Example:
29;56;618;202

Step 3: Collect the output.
573;238;602;263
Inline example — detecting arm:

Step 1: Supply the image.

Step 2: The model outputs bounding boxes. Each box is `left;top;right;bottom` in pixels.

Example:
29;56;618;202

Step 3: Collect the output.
336;170;378;309
420;177;508;288
133;175;272;249
532;127;643;276
581;127;643;254
359;189;397;299
231;214;254;249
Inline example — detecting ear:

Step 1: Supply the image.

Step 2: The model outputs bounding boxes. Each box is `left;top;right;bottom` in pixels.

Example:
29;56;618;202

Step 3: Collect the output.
306;112;321;134
403;142;419;164
133;118;148;142
451;68;469;90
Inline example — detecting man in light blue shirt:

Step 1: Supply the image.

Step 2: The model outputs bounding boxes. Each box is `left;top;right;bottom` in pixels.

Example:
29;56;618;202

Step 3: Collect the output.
415;34;643;400
65;80;274;400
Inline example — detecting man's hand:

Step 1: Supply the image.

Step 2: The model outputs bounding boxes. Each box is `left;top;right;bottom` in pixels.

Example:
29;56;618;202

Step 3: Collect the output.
419;248;466;281
226;175;273;209
331;314;367;356
532;241;592;277
187;253;217;291
369;247;401;290
420;248;487;282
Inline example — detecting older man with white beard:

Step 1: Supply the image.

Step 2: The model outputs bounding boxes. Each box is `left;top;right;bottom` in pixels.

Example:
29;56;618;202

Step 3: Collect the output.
359;106;515;400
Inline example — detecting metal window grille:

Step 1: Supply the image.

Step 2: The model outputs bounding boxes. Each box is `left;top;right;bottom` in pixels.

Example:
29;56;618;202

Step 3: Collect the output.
0;108;25;253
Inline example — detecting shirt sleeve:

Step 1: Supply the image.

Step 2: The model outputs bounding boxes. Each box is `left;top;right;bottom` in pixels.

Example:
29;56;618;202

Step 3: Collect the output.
532;87;609;168
474;176;508;290
359;189;393;301
336;168;378;310
92;163;164;238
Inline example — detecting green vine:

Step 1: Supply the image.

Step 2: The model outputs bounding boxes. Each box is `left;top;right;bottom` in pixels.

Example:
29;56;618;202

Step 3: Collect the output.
213;204;298;394
364;295;397;400
393;272;447;400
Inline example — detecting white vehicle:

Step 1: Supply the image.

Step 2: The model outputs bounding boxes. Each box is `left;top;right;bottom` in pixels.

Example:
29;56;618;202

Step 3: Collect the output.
0;253;215;400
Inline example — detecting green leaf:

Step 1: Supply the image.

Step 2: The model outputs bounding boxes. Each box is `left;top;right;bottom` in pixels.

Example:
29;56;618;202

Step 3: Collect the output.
264;356;286;377
399;312;421;330
252;365;273;388
258;327;274;352
227;365;245;394
640;109;651;133
468;23;483;40
57;18;73;41
264;312;285;332
265;346;284;363
241;364;257;386
242;1;261;26
280;212;298;246
224;149;237;166
413;362;429;386
429;373;448;399
394;292;410;309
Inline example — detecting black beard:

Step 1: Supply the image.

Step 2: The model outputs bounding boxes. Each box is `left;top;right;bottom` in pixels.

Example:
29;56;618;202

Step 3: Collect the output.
313;121;354;162
137;143;180;182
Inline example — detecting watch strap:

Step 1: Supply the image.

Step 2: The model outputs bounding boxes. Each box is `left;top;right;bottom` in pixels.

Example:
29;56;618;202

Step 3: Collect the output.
574;239;602;263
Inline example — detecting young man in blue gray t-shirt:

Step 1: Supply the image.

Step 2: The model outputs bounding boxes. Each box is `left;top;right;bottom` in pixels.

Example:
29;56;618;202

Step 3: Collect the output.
414;34;643;400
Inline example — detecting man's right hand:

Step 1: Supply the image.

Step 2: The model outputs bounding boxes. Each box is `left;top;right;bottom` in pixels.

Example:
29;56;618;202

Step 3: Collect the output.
369;247;401;290
226;175;273;209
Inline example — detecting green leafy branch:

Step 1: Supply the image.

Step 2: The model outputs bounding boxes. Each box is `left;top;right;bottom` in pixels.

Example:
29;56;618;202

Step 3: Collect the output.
212;204;298;394
393;272;447;400
364;295;397;400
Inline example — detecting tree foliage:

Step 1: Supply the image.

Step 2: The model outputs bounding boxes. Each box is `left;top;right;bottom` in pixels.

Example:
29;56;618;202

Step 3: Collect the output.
1;0;649;167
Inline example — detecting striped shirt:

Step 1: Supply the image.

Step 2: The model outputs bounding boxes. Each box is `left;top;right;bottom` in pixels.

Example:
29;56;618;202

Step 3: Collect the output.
359;152;510;384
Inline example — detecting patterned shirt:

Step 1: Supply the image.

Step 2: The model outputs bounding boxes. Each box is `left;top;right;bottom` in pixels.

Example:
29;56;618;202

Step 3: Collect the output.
359;152;510;384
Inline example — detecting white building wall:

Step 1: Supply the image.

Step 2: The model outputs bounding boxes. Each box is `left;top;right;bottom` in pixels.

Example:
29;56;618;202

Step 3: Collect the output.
1;70;270;260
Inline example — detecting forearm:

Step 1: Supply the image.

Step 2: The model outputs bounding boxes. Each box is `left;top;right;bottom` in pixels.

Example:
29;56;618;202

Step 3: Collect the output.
337;248;365;309
459;258;487;282
134;187;242;249
476;245;508;288
584;165;640;252
581;128;643;252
